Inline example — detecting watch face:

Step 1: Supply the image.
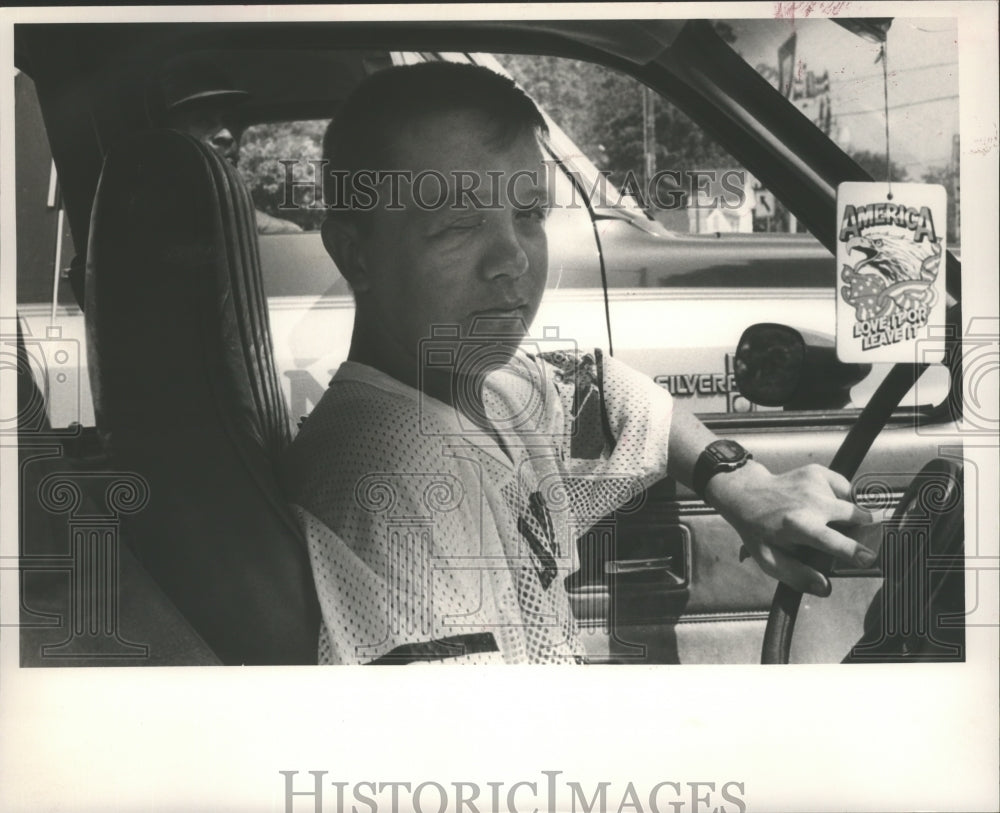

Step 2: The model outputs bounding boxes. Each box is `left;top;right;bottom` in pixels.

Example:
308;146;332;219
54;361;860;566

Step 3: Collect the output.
694;440;752;499
709;440;748;464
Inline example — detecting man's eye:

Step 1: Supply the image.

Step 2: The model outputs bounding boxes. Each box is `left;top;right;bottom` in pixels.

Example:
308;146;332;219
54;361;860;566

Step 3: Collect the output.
517;206;549;223
445;214;486;232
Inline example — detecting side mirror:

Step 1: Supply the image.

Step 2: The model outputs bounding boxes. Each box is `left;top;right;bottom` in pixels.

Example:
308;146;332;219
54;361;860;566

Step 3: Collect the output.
733;323;872;410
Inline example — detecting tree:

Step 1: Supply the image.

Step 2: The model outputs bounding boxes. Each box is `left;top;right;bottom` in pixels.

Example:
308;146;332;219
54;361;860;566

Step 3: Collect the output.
495;53;742;209
238;119;328;231
847;149;909;182
922;164;960;244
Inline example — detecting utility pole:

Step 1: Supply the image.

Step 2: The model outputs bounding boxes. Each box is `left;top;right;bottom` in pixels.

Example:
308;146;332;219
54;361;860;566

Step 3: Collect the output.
950;132;960;241
642;85;656;202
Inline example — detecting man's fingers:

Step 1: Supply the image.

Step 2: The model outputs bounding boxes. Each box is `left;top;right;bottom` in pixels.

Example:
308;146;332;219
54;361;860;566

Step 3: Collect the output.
783;513;855;560
783;513;878;567
814;467;852;500
757;545;831;597
826;498;875;527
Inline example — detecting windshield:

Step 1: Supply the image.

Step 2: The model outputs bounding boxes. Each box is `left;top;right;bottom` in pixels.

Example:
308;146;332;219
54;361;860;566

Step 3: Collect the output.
721;17;960;247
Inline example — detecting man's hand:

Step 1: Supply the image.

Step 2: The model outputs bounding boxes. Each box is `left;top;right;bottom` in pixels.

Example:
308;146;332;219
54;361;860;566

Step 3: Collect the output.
704;460;877;597
664;412;876;596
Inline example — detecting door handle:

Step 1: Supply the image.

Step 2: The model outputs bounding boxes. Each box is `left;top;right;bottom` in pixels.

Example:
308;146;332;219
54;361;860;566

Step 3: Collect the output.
605;526;691;590
606;556;675;576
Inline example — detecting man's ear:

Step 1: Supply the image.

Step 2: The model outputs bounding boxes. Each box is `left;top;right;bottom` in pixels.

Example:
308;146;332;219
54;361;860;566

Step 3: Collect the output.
321;217;371;293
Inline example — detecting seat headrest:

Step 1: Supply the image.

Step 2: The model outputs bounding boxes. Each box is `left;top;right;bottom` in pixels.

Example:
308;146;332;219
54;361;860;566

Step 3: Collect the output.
85;129;290;460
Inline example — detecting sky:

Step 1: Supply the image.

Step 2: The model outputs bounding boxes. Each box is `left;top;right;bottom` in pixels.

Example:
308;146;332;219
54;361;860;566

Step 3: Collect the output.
727;17;960;181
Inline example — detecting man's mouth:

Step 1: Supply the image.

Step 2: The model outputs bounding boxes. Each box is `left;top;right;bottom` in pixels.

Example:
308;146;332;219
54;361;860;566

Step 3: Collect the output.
470;302;529;318
466;306;530;337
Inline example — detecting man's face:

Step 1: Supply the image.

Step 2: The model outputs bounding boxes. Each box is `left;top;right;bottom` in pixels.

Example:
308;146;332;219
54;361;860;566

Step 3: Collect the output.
348;109;550;371
167;104;240;167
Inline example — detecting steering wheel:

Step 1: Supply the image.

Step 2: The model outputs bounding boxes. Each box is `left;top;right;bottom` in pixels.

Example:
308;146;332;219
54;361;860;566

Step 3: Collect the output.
842;457;965;663
760;338;964;663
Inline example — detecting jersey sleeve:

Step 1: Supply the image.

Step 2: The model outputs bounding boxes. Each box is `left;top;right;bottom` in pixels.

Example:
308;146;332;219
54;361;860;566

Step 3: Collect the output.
594;351;674;483
539;350;674;530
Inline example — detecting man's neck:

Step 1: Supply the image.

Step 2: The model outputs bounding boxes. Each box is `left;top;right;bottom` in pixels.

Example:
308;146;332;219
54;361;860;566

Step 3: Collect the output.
346;323;419;391
347;321;477;404
347;319;498;432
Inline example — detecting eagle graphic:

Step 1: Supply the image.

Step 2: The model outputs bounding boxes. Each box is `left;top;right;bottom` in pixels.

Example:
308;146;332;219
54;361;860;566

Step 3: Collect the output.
840;234;941;321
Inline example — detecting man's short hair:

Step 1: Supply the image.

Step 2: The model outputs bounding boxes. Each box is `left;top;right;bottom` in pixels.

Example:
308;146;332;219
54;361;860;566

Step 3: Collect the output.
323;61;548;223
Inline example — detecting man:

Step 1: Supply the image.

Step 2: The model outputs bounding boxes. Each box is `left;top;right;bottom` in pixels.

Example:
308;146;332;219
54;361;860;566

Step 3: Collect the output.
281;62;876;665
157;56;303;235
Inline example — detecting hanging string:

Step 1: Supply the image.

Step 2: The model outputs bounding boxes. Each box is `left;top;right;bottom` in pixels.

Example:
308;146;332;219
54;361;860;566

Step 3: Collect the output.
879;40;892;200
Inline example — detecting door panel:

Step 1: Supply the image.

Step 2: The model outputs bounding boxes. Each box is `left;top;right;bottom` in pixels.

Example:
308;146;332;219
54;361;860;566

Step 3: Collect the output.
569;422;951;663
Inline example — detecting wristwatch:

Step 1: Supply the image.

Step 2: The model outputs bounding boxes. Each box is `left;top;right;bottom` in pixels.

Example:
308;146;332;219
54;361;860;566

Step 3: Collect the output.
692;439;753;500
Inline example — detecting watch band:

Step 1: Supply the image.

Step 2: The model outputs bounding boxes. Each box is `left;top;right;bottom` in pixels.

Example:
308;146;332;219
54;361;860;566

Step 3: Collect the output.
692;439;752;500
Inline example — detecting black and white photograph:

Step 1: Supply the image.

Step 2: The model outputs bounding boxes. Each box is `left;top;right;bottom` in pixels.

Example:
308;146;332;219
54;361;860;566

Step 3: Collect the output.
1;2;997;811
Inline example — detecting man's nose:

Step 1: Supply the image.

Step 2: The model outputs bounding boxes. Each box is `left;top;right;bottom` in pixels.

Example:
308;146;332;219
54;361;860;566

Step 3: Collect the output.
480;218;530;280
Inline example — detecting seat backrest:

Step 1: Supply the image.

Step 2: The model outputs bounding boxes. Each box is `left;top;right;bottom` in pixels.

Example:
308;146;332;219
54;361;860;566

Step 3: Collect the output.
85;129;320;664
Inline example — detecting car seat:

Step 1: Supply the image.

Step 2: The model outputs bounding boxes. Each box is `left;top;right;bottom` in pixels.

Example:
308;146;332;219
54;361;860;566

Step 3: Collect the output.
15;316;224;666
85;129;321;664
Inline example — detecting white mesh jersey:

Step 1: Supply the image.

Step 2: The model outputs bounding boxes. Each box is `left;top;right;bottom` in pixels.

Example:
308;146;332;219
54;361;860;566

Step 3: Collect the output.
282;349;673;665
